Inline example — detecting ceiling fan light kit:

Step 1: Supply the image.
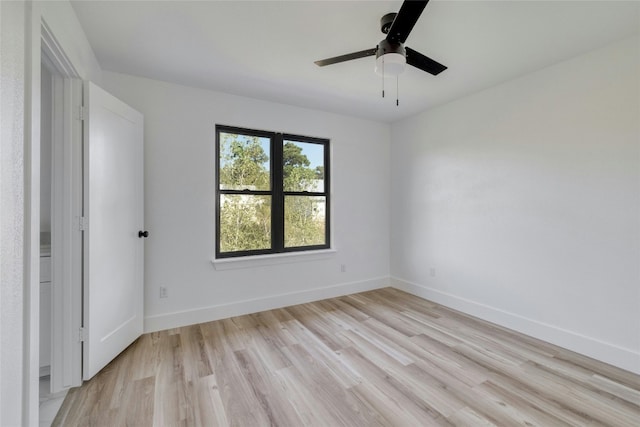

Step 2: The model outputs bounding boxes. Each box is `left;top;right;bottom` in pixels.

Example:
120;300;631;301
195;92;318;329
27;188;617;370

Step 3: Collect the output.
375;40;406;77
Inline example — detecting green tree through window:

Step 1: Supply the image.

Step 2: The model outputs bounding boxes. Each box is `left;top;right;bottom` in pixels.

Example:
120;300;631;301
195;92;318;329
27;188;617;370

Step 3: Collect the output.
216;126;329;258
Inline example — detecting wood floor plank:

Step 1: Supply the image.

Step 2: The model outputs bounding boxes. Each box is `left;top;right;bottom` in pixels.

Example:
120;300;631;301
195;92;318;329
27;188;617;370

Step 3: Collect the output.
447;406;498;426
473;379;572;426
233;348;300;426
119;376;155;427
484;370;594;426
195;374;228;427
54;288;640;426
272;366;338;426
216;353;269;426
589;373;640;405
279;345;382;426
410;333;492;386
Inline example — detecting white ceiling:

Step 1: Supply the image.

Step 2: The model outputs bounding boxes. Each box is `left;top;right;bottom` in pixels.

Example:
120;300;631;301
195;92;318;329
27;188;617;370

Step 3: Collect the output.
70;0;639;122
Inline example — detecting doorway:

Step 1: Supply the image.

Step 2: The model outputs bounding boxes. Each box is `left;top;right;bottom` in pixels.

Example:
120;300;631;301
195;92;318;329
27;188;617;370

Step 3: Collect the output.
38;58;66;424
39;25;84;424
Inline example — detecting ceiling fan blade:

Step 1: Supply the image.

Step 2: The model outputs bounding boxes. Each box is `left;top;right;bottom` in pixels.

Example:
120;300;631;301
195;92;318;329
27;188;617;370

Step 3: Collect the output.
406;47;447;75
314;48;377;67
386;0;429;44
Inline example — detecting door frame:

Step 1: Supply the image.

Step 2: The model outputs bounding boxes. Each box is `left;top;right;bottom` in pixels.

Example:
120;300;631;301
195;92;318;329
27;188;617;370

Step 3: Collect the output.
41;20;83;392
25;9;88;424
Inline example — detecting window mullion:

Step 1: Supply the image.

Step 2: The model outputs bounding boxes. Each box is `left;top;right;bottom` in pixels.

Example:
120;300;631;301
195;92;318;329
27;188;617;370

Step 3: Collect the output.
272;133;284;252
323;136;331;248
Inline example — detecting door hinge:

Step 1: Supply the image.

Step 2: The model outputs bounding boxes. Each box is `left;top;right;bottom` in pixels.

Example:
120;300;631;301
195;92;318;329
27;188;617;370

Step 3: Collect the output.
78;327;85;342
79;216;88;231
79;105;85;121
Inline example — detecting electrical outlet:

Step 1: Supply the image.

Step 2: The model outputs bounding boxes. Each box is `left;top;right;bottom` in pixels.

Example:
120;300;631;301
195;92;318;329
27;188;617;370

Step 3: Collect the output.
429;268;436;277
159;286;168;298
340;264;347;273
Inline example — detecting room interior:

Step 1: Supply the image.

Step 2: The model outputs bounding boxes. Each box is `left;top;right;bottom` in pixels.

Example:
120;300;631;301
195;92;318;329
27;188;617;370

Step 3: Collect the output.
1;1;638;425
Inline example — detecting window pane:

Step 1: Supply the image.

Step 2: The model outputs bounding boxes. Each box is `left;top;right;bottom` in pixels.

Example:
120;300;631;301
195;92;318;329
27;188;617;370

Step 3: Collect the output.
283;140;324;192
284;196;326;247
220;195;271;252
219;132;270;191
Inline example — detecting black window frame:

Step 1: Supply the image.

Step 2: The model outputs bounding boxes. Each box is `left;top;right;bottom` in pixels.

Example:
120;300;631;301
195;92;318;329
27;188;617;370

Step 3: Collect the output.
215;124;330;259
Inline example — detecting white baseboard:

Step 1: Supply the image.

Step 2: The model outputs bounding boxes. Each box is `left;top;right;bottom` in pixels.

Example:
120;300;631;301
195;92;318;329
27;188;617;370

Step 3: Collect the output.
144;276;390;333
391;277;640;375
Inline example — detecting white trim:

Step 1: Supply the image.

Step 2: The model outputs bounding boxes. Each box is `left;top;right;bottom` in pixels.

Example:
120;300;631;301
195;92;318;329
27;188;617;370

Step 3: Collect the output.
391;277;640;375
212;248;337;270
144;276;389;333
41;21;78;78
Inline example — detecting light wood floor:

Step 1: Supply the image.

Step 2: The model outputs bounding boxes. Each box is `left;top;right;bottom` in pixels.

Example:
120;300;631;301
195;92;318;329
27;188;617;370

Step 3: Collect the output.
54;288;640;426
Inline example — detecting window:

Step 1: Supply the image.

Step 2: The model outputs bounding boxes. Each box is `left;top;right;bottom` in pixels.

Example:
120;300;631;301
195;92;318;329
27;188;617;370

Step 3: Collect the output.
215;125;330;258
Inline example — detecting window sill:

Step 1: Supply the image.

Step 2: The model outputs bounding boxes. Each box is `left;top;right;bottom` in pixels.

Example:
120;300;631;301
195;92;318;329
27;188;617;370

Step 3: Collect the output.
211;249;337;271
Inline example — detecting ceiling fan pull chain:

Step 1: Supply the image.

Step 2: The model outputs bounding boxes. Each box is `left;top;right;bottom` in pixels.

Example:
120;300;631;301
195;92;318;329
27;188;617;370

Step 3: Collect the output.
396;75;399;106
382;54;385;98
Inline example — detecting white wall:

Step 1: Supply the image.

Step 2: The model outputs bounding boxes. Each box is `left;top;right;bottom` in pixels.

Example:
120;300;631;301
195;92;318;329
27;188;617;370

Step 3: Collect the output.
1;3;27;425
390;36;640;374
101;72;391;332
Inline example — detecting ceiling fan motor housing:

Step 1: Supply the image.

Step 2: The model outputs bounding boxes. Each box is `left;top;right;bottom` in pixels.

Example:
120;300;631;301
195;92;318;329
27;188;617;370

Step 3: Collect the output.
376;39;405;59
380;12;397;34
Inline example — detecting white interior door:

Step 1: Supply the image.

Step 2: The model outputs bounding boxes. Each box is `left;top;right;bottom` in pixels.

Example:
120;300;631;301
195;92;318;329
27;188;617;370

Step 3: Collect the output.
83;82;144;380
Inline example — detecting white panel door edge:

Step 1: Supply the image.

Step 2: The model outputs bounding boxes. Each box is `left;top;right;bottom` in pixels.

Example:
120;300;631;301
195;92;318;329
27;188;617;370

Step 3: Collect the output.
83;82;144;380
49;75;83;392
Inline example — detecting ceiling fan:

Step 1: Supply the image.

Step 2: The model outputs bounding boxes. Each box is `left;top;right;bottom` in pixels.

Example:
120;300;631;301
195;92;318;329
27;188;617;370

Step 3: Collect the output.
314;0;447;78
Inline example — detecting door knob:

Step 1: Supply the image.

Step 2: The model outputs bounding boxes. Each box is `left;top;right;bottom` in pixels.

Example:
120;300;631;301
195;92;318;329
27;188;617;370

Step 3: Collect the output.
138;230;149;238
